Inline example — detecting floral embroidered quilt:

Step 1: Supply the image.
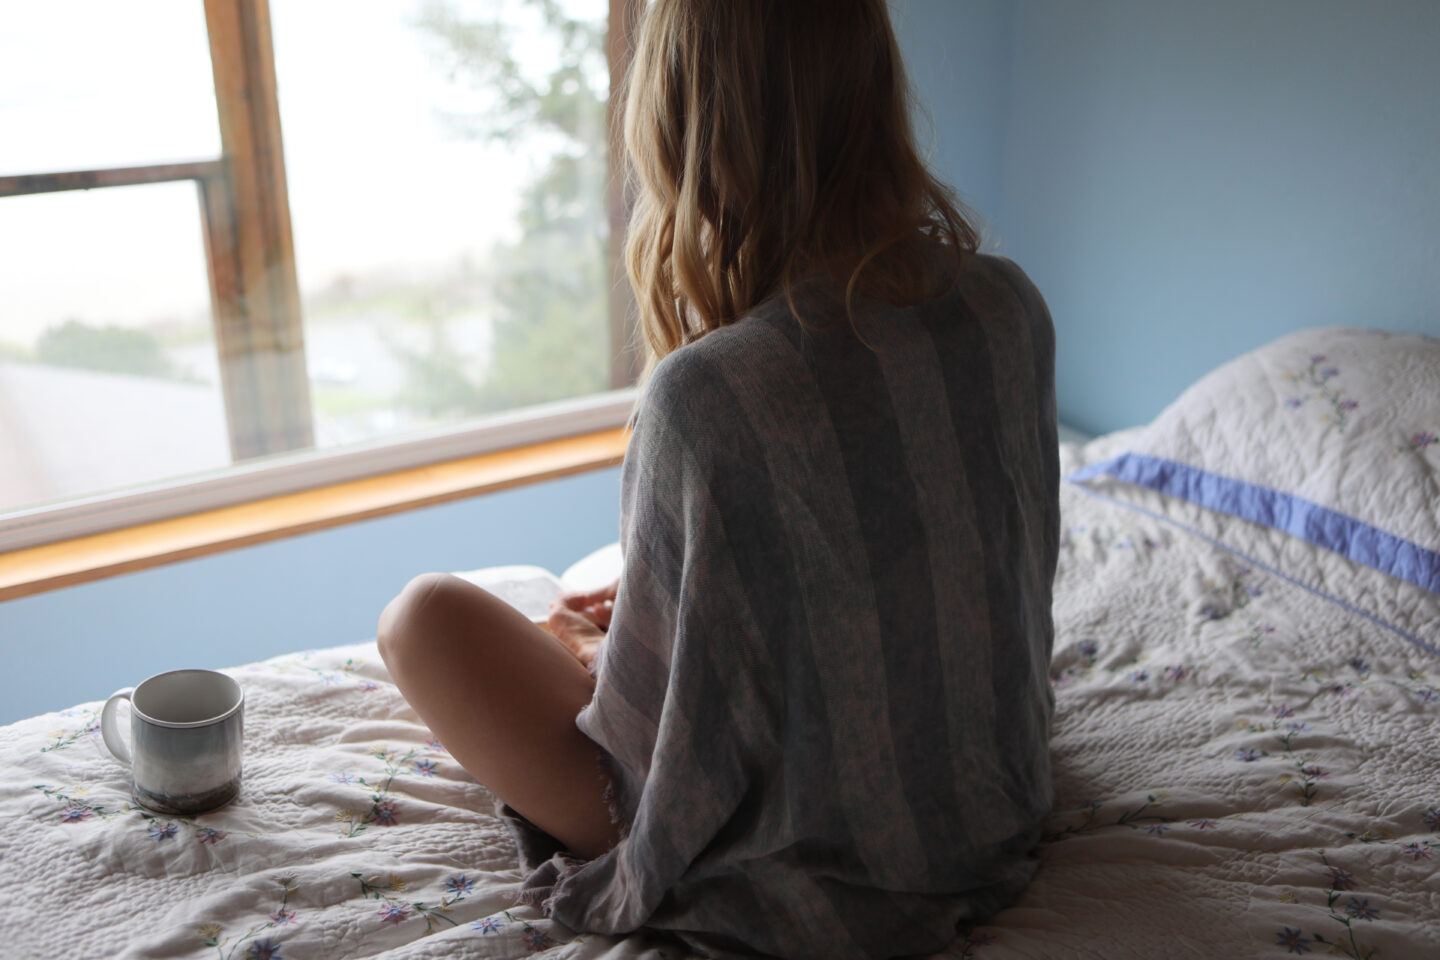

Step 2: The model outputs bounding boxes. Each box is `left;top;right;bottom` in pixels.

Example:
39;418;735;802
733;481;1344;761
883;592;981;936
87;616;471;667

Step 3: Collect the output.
2;433;1436;958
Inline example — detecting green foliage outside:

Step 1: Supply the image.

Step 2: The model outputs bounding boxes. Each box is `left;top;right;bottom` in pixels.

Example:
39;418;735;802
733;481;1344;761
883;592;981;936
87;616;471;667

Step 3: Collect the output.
396;0;612;419
31;320;184;380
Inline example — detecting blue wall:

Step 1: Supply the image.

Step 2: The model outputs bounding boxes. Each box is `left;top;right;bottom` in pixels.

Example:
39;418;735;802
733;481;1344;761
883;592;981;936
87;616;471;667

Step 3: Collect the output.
892;0;1013;226
988;0;1440;434
0;468;621;724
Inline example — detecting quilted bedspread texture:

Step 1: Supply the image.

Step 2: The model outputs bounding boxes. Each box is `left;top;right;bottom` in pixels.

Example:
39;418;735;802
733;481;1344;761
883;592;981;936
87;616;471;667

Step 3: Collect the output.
2;435;1437;958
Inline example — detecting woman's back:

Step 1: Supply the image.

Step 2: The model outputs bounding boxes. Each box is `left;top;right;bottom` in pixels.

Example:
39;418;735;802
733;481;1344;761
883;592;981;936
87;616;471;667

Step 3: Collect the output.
378;1;1061;955
508;253;1060;959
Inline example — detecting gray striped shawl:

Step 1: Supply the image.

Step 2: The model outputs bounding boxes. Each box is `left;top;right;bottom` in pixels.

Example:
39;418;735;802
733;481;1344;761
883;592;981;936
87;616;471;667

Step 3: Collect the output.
500;254;1060;959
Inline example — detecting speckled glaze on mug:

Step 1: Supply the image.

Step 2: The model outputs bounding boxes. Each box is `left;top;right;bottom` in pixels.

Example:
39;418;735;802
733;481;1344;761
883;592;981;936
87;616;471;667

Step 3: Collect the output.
100;669;244;815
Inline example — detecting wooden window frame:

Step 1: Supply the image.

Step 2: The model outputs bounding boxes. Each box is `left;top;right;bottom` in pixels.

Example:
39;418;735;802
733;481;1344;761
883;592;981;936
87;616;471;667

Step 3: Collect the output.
0;0;641;555
201;0;316;459
0;424;631;602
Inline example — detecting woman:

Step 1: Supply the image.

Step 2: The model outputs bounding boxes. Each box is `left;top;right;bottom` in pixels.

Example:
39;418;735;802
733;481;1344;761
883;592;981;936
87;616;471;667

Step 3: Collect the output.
378;1;1059;956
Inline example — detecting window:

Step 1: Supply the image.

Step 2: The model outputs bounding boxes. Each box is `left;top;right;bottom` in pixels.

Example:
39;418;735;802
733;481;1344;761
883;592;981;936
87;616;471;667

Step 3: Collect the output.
0;0;637;545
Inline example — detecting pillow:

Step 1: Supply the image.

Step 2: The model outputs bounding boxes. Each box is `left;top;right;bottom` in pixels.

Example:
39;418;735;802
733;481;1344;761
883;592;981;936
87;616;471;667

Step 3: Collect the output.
1071;327;1440;652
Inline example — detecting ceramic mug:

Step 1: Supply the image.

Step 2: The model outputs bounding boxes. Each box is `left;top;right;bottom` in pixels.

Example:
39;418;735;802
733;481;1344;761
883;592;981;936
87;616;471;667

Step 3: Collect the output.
100;669;244;815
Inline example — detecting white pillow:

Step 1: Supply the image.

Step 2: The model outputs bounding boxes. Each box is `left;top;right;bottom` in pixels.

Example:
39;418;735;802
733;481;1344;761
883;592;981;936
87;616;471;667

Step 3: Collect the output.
1072;327;1440;651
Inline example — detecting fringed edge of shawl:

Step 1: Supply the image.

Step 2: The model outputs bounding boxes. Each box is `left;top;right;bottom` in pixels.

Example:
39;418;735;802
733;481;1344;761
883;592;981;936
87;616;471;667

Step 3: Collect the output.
595;746;632;843
528;855;590;916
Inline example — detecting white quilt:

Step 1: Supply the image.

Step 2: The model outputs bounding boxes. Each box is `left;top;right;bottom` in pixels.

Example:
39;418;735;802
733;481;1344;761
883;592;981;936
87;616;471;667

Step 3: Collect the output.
3;436;1437;959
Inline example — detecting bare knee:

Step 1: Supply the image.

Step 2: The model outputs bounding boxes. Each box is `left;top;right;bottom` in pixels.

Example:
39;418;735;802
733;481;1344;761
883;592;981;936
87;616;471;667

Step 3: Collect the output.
377;572;470;671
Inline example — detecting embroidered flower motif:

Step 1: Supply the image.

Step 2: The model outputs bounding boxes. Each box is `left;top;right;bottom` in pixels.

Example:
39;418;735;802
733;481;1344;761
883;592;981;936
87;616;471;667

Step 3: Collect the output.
1299;765;1329;780
379;902;412;925
523;927;555;950
1189;819;1219;830
1328;868;1354;890
1400;842;1433;861
196;922;223;946
1145;823;1169;835
1163;665;1189;682
372;800;400;826
196;826;226;844
329;771;357;784
59;806;92;823
1077;640;1099;659
425;737;446;752
1235;747;1263;762
1401;430;1438;453
1424;806;1440;832
149;821;178;841
1344;897;1379;921
473;916;504;934
444;874;474;896
1273;704;1295;719
1286;356;1357;430
1275;927;1311;954
39;713;104;754
269;909;297;926
412;759;439;778
386;874;407;892
1128;670;1149;683
1348;657;1371;676
246;938;283;960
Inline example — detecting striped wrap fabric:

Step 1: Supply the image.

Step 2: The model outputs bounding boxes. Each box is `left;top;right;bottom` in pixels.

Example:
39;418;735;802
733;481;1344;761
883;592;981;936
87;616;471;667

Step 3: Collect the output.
500;254;1061;959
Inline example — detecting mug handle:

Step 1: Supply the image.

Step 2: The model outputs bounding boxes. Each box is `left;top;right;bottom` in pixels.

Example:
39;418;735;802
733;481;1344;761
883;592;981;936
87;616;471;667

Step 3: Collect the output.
100;688;135;766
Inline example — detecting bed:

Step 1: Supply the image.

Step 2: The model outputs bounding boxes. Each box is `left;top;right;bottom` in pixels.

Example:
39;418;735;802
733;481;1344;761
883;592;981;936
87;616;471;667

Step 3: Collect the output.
3;328;1438;958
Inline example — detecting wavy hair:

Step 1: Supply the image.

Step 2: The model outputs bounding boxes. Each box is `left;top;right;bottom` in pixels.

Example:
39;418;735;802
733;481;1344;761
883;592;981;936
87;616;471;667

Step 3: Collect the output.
622;0;980;368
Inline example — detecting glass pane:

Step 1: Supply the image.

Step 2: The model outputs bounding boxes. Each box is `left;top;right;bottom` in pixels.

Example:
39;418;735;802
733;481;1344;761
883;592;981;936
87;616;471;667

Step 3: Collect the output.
270;0;613;449
0;2;220;175
0;183;227;513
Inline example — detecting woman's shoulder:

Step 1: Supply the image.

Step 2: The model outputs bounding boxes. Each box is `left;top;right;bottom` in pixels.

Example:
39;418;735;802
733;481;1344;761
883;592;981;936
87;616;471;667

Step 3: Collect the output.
951;253;1055;353
640;253;1054;409
633;326;754;432
644;310;785;398
958;254;1048;317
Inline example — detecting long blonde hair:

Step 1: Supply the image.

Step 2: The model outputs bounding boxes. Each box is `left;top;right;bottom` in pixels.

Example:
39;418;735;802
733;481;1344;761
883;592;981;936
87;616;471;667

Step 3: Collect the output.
622;0;979;368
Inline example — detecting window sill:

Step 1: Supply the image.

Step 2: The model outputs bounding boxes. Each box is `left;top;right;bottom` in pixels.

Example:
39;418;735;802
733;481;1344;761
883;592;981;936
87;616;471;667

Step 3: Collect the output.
0;427;629;602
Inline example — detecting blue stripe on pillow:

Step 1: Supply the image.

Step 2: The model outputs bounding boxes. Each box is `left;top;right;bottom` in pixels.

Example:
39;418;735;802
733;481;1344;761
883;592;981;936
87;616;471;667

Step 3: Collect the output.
1067;479;1439;658
1070;453;1440;595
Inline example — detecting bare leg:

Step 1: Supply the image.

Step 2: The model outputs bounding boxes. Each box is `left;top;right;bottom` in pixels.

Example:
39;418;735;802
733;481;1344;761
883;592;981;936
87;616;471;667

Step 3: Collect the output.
377;573;620;860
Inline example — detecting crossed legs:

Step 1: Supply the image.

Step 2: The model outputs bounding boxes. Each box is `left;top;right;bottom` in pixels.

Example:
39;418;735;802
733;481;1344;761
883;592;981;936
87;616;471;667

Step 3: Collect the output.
377;573;621;860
